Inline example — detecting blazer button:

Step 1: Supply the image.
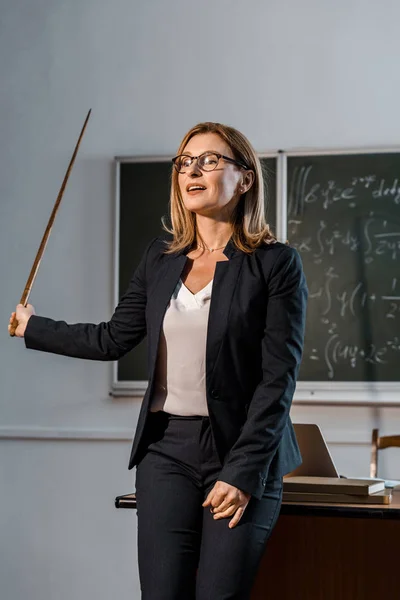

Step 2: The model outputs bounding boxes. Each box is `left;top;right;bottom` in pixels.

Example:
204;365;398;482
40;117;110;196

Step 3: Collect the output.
211;389;219;399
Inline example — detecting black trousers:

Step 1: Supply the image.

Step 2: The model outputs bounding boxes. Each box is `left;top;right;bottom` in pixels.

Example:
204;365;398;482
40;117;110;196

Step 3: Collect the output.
135;411;282;600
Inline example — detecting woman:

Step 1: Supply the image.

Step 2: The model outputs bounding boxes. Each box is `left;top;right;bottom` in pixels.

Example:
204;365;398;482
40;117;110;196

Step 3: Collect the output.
9;122;307;599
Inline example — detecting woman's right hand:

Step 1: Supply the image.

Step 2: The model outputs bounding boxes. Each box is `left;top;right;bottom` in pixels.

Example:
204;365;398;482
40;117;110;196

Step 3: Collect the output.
8;303;36;337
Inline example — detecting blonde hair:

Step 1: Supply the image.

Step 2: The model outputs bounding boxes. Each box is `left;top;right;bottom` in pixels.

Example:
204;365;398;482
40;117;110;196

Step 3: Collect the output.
162;122;275;254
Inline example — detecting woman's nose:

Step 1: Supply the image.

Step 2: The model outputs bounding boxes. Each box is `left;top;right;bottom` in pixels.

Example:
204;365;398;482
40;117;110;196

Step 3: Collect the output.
187;158;202;176
188;168;202;178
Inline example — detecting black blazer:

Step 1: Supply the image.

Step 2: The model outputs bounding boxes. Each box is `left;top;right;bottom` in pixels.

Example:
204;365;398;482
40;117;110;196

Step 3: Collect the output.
25;236;308;499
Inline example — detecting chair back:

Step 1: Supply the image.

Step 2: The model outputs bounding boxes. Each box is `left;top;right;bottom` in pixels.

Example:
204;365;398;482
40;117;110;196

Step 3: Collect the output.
370;428;400;478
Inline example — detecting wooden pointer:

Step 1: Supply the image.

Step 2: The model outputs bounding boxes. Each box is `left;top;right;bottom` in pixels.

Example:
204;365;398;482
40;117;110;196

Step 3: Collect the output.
9;109;92;336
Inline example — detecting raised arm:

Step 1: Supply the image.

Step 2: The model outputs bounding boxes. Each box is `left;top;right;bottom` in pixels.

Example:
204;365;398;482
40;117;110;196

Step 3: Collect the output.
9;238;158;361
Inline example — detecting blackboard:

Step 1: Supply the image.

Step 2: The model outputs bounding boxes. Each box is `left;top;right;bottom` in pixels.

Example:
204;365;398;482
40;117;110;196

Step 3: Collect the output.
287;152;400;382
115;156;277;390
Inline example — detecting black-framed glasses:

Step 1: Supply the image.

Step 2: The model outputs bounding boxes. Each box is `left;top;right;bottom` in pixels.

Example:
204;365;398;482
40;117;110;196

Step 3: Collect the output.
172;151;249;174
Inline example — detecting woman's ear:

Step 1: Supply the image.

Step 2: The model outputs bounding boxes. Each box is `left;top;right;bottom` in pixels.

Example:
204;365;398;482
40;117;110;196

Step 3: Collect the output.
240;170;255;194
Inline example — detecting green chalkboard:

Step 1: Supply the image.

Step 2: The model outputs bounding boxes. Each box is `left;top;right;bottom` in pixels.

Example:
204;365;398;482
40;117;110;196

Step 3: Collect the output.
117;156;277;384
287;152;400;382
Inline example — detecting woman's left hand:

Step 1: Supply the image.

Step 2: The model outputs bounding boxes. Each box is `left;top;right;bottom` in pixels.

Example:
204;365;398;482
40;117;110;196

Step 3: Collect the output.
202;481;251;528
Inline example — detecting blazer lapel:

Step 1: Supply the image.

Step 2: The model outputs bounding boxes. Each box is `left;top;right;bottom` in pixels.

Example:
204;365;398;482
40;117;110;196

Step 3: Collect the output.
147;253;188;370
206;243;245;381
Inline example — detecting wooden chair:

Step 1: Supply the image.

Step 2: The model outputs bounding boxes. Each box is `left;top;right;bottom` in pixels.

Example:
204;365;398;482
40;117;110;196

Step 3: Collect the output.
370;428;400;478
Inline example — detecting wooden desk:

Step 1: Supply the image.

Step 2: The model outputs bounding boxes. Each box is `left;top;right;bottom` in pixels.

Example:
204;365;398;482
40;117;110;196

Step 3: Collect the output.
115;491;400;599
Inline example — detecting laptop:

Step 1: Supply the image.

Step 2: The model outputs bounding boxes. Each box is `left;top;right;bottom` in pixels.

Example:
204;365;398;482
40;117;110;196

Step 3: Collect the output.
286;423;340;478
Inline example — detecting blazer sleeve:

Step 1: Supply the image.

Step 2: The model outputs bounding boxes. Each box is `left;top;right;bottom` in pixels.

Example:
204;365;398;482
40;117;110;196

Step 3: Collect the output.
24;237;158;361
217;246;308;498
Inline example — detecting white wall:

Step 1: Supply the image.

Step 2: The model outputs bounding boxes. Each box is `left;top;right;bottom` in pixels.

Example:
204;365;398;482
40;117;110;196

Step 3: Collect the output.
1;1;400;598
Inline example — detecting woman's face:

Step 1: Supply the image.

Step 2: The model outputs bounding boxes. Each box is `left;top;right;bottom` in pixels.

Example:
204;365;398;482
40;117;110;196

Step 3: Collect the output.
177;132;247;218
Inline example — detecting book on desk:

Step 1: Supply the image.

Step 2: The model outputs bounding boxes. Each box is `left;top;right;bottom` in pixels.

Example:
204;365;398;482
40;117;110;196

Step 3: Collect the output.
283;476;385;495
283;476;392;504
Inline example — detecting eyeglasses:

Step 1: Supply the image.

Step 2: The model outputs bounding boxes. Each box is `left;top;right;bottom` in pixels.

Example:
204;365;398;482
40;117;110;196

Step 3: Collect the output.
172;151;249;174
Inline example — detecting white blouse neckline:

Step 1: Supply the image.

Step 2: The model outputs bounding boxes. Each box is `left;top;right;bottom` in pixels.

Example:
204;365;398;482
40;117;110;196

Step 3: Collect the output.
178;278;214;308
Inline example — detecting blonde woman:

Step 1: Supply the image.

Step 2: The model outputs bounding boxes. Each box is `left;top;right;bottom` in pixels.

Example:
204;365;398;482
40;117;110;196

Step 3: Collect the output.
10;122;307;599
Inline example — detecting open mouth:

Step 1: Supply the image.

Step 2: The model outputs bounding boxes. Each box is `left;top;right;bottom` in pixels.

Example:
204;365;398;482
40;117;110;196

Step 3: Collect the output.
186;184;207;193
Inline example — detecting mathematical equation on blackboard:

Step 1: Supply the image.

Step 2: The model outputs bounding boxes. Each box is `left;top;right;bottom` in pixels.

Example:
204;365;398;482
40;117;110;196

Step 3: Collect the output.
289;167;400;212
305;272;400;379
289;216;400;263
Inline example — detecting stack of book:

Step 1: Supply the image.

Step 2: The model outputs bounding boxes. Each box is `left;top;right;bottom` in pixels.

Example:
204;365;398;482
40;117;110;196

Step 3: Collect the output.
282;476;392;504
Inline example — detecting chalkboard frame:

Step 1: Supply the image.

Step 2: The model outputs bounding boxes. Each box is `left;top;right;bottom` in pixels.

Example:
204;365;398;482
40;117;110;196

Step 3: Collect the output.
112;148;400;406
112;153;280;396
284;147;400;405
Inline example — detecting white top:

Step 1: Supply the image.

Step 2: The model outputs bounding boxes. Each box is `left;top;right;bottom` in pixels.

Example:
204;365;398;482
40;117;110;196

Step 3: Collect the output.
150;277;214;416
